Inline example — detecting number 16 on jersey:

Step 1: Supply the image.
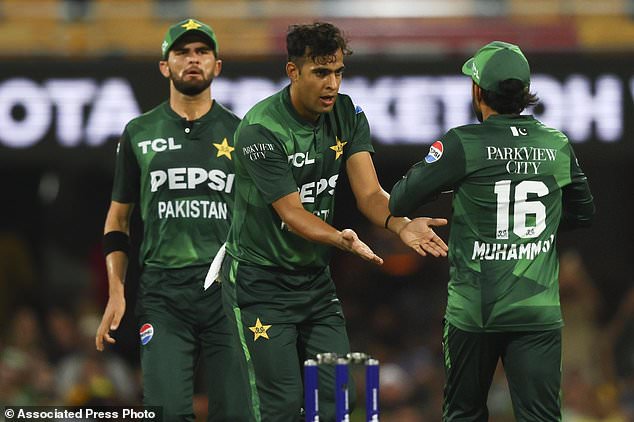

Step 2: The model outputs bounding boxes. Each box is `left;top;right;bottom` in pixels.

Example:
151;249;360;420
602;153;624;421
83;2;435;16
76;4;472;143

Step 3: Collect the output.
494;180;548;240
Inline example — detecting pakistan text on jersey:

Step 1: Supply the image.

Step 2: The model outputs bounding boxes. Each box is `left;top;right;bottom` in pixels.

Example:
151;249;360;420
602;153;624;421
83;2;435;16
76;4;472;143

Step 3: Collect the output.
471;235;555;261
280;209;330;231
157;200;228;220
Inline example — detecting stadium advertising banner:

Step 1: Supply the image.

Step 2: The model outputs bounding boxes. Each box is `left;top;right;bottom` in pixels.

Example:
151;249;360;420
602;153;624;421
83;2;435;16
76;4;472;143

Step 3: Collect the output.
0;55;632;169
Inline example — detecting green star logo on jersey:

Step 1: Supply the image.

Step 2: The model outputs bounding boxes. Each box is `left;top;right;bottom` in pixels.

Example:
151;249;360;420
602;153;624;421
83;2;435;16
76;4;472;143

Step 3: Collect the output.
249;318;272;341
330;137;347;160
181;19;202;31
213;138;235;160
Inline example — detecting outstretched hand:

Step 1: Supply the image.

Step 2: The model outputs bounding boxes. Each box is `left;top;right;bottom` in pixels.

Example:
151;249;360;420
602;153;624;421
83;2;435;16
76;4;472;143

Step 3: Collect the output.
399;217;448;257
95;294;126;351
339;228;384;266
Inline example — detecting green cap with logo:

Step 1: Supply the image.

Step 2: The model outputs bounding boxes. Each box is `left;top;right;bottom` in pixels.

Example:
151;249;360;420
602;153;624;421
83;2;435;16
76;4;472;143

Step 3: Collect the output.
161;18;219;59
462;41;530;93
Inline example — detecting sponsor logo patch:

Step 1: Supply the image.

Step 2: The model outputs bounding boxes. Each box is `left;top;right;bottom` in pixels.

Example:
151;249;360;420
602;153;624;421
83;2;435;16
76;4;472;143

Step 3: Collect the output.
425;141;444;163
139;323;154;346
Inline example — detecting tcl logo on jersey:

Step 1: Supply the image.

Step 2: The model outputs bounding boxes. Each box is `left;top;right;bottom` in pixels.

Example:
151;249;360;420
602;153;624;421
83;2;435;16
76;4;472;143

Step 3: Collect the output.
425;141;444;163
138;137;182;154
150;168;234;193
288;151;315;168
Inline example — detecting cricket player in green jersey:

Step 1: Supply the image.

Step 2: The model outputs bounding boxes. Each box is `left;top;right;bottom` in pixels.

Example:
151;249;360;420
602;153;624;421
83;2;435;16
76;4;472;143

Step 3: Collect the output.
219;22;448;421
389;41;595;421
95;19;250;421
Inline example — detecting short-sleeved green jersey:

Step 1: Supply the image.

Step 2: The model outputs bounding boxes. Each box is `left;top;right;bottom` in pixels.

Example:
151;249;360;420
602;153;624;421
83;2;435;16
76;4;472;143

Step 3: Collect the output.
226;86;374;270
112;101;239;269
390;114;594;332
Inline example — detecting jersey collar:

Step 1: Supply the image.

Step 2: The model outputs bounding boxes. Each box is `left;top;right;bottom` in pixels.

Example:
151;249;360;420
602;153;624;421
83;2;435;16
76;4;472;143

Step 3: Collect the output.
485;114;535;124
161;100;219;123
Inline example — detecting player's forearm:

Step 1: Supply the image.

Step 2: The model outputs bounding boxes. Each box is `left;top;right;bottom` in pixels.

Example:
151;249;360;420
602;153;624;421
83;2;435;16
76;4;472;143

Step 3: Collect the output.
103;202;133;295
560;181;595;230
357;189;409;235
389;176;421;217
105;252;128;295
389;163;444;218
279;207;345;249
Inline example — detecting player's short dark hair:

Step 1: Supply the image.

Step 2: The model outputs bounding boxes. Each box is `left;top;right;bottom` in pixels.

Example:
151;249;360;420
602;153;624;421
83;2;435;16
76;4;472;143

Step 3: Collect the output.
481;79;539;114
287;22;352;65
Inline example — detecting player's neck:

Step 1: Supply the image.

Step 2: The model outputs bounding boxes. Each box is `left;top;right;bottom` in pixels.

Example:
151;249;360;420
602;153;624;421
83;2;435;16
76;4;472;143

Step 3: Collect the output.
170;89;213;121
289;85;320;123
480;104;498;122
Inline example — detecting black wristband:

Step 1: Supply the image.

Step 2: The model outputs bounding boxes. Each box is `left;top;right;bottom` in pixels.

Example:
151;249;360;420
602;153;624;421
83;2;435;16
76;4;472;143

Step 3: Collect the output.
103;231;130;257
384;214;393;229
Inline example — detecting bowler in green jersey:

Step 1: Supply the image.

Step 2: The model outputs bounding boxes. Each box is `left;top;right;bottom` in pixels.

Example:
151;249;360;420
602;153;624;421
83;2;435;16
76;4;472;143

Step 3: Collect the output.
220;23;448;421
94;19;249;421
389;41;595;421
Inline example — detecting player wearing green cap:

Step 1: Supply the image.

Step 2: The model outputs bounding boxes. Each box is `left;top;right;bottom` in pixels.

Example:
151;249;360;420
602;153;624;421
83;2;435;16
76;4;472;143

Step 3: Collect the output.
219;22;448;421
95;18;250;421
389;41;595;421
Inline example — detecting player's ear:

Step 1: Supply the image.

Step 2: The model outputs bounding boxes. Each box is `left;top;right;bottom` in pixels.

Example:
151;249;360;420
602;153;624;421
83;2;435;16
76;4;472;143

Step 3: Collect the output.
159;60;170;79
214;59;223;78
286;61;299;82
473;82;483;103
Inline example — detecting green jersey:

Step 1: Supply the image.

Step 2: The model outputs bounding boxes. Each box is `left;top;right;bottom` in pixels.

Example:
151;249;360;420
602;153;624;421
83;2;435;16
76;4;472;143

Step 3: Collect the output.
112;101;239;269
226;86;374;270
390;114;594;332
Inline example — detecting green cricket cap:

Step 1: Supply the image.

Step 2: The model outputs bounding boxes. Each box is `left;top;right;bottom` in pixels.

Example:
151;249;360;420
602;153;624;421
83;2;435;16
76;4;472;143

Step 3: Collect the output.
461;41;530;93
161;18;218;59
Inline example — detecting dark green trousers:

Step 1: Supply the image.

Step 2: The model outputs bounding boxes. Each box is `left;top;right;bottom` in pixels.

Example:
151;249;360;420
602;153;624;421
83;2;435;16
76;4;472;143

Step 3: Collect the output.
442;321;562;422
137;265;251;422
221;255;356;422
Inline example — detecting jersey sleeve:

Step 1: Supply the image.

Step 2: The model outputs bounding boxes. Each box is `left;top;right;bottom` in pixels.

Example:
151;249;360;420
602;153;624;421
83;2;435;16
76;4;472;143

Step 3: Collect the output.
236;123;297;204
389;129;466;216
111;131;140;203
560;144;595;230
344;105;374;160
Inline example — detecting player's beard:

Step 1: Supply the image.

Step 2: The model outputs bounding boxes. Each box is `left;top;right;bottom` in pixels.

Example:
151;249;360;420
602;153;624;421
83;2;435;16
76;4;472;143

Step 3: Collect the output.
171;72;212;96
472;96;484;123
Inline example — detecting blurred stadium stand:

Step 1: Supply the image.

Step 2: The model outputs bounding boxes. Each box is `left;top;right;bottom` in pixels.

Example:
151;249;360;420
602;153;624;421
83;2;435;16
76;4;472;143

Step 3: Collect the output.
1;1;633;420
0;0;634;57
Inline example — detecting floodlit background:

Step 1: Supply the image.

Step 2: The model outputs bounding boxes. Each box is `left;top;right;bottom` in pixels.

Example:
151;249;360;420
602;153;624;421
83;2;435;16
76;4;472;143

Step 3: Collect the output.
1;1;633;420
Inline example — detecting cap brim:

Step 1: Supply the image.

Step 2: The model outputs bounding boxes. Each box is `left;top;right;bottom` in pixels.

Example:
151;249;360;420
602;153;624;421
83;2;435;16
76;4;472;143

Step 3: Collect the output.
462;58;474;76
